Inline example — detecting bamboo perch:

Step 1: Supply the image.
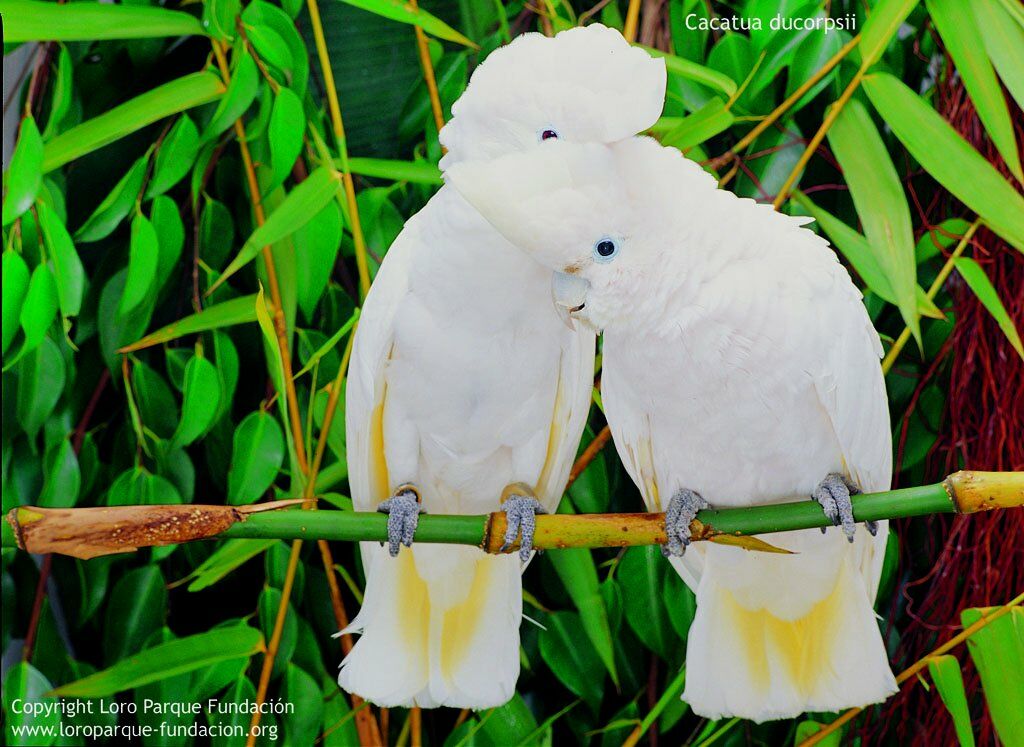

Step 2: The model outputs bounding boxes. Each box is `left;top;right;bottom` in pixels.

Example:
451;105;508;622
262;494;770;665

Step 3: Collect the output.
5;471;1022;560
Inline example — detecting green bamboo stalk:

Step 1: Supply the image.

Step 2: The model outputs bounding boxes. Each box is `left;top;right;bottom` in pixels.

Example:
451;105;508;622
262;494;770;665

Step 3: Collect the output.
5;472;1022;559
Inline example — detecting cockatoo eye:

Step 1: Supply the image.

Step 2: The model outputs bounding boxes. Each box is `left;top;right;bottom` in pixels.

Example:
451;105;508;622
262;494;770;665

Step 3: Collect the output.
593;238;619;262
539;129;559;141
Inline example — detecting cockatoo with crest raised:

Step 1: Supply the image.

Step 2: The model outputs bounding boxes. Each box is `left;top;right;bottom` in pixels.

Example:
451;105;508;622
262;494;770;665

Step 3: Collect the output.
340;26;666;709
446;136;898;721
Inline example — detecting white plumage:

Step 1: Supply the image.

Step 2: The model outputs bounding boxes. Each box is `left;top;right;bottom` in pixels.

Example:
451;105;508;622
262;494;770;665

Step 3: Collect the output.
447;136;898;721
340;27;666;709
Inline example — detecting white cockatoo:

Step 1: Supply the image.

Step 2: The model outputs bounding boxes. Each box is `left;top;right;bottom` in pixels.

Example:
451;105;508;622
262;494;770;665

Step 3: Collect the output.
446;136;898;721
340;27;666;709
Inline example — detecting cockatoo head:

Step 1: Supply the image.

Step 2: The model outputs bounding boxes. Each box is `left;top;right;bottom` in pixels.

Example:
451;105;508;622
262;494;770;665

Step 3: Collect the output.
446;136;719;332
438;24;665;170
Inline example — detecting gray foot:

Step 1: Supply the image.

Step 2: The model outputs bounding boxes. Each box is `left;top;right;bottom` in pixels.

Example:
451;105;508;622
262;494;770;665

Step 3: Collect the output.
377;484;422;556
662;488;709;557
499;485;545;562
812;473;877;542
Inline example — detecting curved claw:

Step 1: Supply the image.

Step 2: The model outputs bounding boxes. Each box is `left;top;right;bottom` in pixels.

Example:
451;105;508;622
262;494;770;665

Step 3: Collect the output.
812;473;857;542
377;485;422;556
500;493;545;562
662;488;709;557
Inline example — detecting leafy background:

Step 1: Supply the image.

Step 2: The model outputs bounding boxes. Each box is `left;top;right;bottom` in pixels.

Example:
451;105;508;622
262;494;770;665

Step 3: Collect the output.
2;0;1024;745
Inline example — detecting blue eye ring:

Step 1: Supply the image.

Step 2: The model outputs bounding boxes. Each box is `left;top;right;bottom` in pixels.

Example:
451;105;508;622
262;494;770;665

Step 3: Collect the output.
593;237;619;262
539;128;559;142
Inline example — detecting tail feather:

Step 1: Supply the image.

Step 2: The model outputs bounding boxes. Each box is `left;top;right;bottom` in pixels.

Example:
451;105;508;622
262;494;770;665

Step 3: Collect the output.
339;543;521;709
682;543;897;722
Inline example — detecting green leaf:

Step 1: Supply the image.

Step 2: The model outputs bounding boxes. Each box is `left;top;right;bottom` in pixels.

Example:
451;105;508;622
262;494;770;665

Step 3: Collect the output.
212;167;341;292
927;0;1022;182
321;674;359;746
2;250;31;355
227;411;285;504
973;0;1024;112
42;46;74;139
480;693;539;746
2;117;43;225
858;0;921;69
151;196;185;292
539;611;605;712
210;675;257;746
338;0;478;48
269;88;304;188
200;197;235;270
44;72;224;172
74;157;148;242
293;309;359;379
785;29;845;111
3;663;59;746
186;538;277;591
927;655;975;747
53;626;263;697
171;354;222;448
793;191;943;318
863;72;1024;252
347;157;442;184
119;215;160;318
203;0;241;41
247;23;292;74
147;115;200;198
282;664;323;745
0;0;205;42
259;587;297;678
18;264;59;358
962;606;1024;745
241;0;309;97
36;202;84;317
107;468;183;506
15;337;66;438
618;546;677;660
640;45;737;98
120;294;258;352
103;566;167;664
828;98;921;346
548;547;618;686
660;98;735;151
38;437;81;508
954;258;1024;361
204;49;259;141
295;200;344;320
794;721;842;746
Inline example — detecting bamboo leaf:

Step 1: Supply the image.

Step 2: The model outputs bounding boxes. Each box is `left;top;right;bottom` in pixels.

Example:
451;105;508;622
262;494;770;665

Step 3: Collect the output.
660;99;735;151
2;117;43;225
0;0;205;42
2;250;31;355
120;295;258;352
859;0;920;69
52;626;264;697
171;355;222;449
538;611;605;711
74;157;148;243
961;606;1024;745
146;115;200;199
863;72;1024;252
346;157;441;185
338;0;479;48
211;167;341;292
2;663;58;745
36;203;85;318
973;0;1024;113
295;202;344;321
793;191;944;318
18;264;59;360
185;538;277;591
292;309;359;379
953;258;1024;361
828;98;921;346
927;0;1022;182
151;196;185;292
927;655;976;747
44;72;224;172
228;411;285;505
640;45;737;98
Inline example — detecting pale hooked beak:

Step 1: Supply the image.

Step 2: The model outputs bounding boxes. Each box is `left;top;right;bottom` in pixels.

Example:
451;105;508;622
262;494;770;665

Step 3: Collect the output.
552;272;590;329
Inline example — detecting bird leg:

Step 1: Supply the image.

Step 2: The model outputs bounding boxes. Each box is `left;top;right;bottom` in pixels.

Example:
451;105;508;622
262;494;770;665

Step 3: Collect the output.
499;483;546;562
662;488;709;557
812;473;878;542
377;484;423;556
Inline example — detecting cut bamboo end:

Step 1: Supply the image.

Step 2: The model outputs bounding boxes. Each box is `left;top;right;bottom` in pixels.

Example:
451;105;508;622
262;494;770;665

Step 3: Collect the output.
945;470;1024;514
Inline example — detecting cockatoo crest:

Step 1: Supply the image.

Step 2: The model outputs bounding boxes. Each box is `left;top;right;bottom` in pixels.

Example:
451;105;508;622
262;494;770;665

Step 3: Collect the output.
438;24;666;169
